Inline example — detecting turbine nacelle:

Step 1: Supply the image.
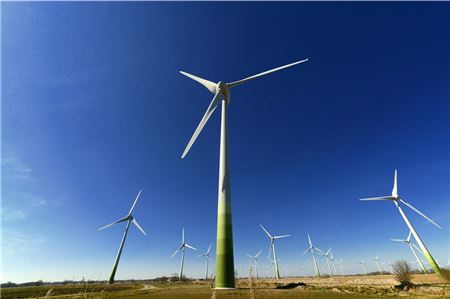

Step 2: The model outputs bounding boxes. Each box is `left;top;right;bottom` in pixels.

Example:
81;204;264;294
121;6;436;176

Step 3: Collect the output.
217;81;230;100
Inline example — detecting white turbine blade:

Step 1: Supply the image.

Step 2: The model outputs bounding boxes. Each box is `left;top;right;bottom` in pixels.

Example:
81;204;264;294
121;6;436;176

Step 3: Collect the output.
390;238;405;242
227;59;308;88
407;231;412;242
255;250;262;258
181;92;223;159
399;199;441;229
259;224;273;239
246;254;254;258
131;218;146;236
325;248;331;256
359;196;393;201
182;228;185;243
307;233;312;246
98;216;128;231
206;242;212;255
410;242;426;257
392;169;398;197
302;247;312;255
129;189;142;215
170;247;180;258
179;71;217;94
274;234;291;239
185;243;197;251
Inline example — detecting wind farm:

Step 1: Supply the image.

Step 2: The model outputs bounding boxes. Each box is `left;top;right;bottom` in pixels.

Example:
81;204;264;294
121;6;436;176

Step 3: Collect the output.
2;2;449;299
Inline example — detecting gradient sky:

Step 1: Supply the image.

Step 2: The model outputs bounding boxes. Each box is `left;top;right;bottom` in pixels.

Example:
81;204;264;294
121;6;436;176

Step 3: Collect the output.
2;2;449;283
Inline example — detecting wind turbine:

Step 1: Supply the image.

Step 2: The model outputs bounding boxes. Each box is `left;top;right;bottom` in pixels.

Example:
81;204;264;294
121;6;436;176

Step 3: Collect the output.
171;228;197;282
329;250;338;275
98;190;146;284
359;260;368;275
260;224;290;279
198;242;213;280
372;254;383;275
360;169;443;277
337;258;344;275
318;248;333;276
303;233;321;277
246;250;262;279
180;59;308;288
391;231;427;273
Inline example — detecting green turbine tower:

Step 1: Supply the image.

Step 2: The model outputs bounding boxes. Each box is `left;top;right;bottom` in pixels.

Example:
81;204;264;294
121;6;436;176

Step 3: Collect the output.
360;169;443;278
98;190;147;284
180;59;308;288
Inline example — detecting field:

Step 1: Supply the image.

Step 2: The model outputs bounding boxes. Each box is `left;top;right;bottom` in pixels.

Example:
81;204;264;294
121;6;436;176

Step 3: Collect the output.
2;274;450;299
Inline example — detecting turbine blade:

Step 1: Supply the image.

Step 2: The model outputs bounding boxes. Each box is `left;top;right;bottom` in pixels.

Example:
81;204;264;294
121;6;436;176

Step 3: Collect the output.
179;71;217;94
274;234;291;239
390;239;405;242
129;189;142;215
182;228;185;243
98;216;128;231
260;224;273;239
206;242;212;255
407;231;412;242
246;254;254;258
181;92;223;159
307;233;312;246
185;243;197;251
227;59;308;88
359;196;393;201
392;169;398;197
131;218;147;236
255;250;262;258
410;243;425;256
302;247;312;255
399;199;441;229
170;248;180;258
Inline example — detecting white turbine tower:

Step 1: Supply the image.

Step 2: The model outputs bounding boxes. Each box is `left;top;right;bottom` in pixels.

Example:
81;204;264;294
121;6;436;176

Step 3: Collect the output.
391;231;427;273
260;224;290;279
171;228;197;282
372;254;383;275
198;242;213;280
337;258;344;275
359;260;368;275
303;233;321;277
329;250;339;275
246;250;262;279
180;59;308;288
98;190;147;284
360;169;443;277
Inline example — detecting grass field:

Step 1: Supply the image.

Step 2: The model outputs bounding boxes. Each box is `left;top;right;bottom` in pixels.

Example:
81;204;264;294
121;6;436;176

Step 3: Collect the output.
2;274;450;299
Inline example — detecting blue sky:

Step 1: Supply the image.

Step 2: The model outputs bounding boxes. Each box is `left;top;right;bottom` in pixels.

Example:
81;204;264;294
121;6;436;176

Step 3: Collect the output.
2;2;449;282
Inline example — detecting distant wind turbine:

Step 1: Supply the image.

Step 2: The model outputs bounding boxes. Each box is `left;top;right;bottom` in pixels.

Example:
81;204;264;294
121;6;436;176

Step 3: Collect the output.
198;242;213;280
372;254;383;275
180;59;308;288
171;228;197;281
359;260;368;275
98;190;147;284
260;224;290;279
360;169;443;277
391;231;427;273
318;248;334;276
246;250;262;279
303;233;321;277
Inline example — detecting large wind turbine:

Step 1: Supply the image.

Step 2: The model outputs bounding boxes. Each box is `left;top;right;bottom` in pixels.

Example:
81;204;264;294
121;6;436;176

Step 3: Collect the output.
98;190;147;284
260;224;290;279
318;248;333;276
360;169;443;277
391;231;427;273
171;228;197;282
246;250;262;279
180;59;308;288
198;243;213;280
303;233;321;277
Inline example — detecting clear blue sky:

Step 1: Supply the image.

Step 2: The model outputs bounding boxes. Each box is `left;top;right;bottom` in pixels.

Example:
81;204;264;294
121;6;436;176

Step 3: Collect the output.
2;2;449;283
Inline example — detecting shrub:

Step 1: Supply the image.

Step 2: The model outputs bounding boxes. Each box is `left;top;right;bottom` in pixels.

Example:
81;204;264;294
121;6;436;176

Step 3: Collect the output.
392;260;413;287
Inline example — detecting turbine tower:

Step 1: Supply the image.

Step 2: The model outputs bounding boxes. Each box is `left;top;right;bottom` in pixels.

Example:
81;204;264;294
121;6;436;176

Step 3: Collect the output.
171;228;197;282
198;242;213;280
391;231;427;273
246;250;262;279
303;233;321;277
98;190;147;284
360;169;443;277
180;59;308;288
260;224;291;279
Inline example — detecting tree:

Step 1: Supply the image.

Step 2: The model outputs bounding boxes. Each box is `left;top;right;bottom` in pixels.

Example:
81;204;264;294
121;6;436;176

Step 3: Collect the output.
392;260;413;287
